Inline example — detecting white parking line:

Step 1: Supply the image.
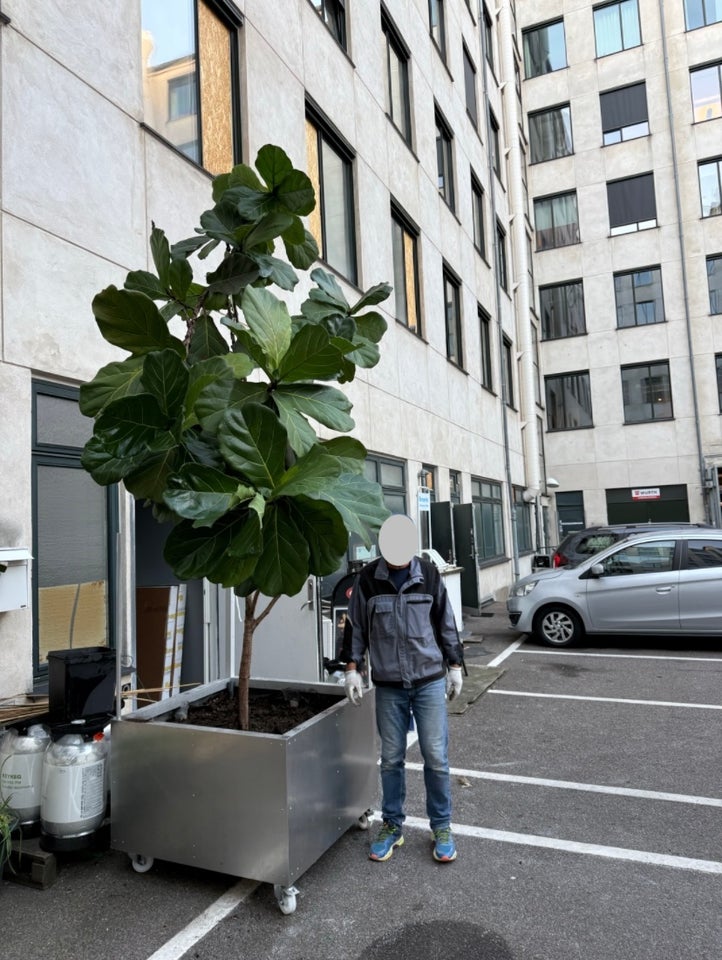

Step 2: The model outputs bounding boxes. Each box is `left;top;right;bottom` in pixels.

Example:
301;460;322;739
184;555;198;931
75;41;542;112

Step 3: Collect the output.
511;650;722;663
489;690;722;709
392;814;722;875
487;638;524;667
145;879;259;960
406;762;722;807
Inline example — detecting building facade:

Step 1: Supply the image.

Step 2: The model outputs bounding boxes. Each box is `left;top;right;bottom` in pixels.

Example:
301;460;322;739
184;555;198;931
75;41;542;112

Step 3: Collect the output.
0;0;719;700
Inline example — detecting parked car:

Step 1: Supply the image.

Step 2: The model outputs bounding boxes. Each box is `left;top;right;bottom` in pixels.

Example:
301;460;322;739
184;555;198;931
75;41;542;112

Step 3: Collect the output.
508;529;722;646
550;522;711;569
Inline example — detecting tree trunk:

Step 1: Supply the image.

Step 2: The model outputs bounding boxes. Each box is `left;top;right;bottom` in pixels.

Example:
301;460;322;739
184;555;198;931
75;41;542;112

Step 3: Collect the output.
237;592;282;730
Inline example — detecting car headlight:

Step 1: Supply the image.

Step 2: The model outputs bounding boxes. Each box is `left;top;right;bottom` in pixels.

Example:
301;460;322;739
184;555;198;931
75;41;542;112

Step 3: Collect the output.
511;580;538;597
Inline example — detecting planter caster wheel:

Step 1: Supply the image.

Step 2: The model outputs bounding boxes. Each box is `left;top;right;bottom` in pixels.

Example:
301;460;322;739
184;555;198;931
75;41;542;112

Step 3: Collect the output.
358;809;373;830
130;853;154;874
273;884;299;915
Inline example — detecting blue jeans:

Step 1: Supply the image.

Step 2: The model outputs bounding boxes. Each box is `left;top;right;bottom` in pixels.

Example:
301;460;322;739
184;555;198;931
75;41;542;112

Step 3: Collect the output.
374;677;451;831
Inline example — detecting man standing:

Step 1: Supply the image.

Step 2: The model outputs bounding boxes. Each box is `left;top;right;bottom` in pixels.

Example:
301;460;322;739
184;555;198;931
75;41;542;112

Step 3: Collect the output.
342;515;464;863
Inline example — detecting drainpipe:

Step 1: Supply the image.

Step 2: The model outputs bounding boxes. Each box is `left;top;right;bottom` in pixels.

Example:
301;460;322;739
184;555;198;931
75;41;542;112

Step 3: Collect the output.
479;2;520;579
657;0;709;520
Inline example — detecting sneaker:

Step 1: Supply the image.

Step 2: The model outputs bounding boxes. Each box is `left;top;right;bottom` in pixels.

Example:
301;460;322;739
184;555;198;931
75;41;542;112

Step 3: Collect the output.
431;826;457;862
369;821;404;861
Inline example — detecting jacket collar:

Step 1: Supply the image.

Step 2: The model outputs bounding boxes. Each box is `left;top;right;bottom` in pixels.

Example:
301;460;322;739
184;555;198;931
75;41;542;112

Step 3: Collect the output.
375;555;423;583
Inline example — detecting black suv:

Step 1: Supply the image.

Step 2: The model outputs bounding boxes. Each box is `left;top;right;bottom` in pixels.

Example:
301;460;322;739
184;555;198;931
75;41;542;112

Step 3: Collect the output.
551;522;713;569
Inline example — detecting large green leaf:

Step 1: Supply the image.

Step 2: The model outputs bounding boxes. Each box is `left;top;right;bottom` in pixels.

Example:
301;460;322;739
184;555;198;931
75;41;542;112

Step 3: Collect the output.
253;504;309;596
205;252;260;296
287;497;349;575
241;287;292;371
94;394;171;450
274;404;317;457
275;169;316;216
185;357;233;423
251;253;298;291
164;464;255;526
168;257;193;301
318;436;367;472
150;224;171;288
309;473;390;546
255;144;293;189
351;283;393;313
218;403;287;488
164;513;260;584
243;212;294;249
284;229;319;270
124;270;167;301
310;268;348;307
187;315;230;363
142;350;189;417
354;311;388;344
276;324;344;382
274;384;354;432
92;286;184;357
346;339;380;368
200;203;245;244
79;357;145;417
273;444;346;498
123;444;180;501
195;379;268;432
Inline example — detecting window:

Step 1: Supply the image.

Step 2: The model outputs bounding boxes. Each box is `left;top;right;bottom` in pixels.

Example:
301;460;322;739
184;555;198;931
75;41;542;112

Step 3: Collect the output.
496;221;508;291
539;281;586;339
419;465;436;550
593;0;641;57
691;63;722;123
599;540;675;577
614;267;664;327
607;173;657;234
443;267;463;366
483;6;495;71
436;109;455;211
685;538;722;569
306;105;357;283
471;478;505;561
391;203;421;335
429;0;446;59
479;306;493;390
141;0;241;174
449;470;461;505
716;355;722;411
382;10;412;144
534;192;580;250
699;158;722;217
601;82;649;144
523;19;567;78
531;325;542;405
32;383;116;681
310;0;346;48
621;361;673;422
353;454;407;561
502;336;514;406
545;372;593;430
684;0;722;30
708;255;722;313
490;111;503;180
529;104;573;163
471;173;486;256
514;488;534;553
463;45;478;127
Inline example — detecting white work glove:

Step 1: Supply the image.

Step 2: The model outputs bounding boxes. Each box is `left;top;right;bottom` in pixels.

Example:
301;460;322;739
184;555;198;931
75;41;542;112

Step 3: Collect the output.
344;669;364;705
446;666;463;701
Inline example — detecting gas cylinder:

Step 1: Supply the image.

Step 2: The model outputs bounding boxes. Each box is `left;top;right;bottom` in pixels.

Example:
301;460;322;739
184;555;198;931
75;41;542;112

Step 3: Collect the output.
40;730;108;840
0;724;51;825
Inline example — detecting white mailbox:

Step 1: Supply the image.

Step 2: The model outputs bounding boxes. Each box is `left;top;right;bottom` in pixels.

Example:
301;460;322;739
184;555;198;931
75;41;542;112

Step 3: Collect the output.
0;548;32;612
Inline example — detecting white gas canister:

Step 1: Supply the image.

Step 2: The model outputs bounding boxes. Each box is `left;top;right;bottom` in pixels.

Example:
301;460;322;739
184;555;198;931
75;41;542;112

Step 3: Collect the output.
40;732;108;838
0;724;51;824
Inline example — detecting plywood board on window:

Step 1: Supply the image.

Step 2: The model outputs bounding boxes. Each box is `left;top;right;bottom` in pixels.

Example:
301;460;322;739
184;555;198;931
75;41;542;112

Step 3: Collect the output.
38;581;108;664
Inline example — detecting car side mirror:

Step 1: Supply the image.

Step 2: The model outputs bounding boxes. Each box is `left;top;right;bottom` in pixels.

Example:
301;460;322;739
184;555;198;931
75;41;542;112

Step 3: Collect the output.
590;563;604;577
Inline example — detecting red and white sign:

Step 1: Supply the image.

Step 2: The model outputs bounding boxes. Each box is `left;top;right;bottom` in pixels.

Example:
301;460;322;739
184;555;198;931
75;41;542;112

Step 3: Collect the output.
631;487;661;500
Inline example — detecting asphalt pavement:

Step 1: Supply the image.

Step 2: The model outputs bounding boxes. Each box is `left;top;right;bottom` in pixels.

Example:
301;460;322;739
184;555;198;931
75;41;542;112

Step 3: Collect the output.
3;603;721;960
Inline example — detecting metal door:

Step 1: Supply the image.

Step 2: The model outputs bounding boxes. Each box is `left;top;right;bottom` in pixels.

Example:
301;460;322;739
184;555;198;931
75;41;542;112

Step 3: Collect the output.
430;501;455;564
452;503;481;613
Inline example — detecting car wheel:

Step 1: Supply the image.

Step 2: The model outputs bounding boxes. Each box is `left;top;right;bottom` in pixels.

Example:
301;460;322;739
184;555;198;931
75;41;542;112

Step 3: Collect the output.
533;606;583;647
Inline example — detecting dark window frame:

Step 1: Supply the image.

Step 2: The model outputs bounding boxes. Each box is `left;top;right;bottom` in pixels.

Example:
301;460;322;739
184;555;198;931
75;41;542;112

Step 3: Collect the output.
534;191;580;250
707;254;722;314
428;0;447;61
716;354;722;412
539;280;587;340
607;172;657;234
522;18;567;79
690;62;722;123
496;220;508;291
436;107;456;211
699;157;722;217
463;43;479;128
684;0;722;29
614;265;665;327
382;7;413;145
391;200;422;336
545;370;594;431
621;360;674;423
471;172;486;256
502;335;514;407
443;265;464;368
471;477;506;562
600;81;649;144
593;0;642;58
479;305;493;391
528;102;573;163
309;0;347;49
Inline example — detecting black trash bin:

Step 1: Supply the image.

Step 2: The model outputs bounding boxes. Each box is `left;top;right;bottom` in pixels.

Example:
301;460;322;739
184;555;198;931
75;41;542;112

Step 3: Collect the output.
47;646;116;723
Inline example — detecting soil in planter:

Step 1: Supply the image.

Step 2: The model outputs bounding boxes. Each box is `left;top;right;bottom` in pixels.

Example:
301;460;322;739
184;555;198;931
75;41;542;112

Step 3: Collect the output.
173;688;345;734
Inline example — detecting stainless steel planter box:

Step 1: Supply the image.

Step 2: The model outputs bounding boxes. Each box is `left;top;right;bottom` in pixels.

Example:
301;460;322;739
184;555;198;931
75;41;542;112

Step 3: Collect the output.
110;678;376;886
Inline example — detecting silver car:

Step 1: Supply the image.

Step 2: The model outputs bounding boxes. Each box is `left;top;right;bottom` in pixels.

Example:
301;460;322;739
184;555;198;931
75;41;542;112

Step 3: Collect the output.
507;530;722;646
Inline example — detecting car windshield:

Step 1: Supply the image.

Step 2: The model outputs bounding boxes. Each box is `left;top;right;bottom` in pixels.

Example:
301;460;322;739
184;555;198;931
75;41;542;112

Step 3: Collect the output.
577;534;617;555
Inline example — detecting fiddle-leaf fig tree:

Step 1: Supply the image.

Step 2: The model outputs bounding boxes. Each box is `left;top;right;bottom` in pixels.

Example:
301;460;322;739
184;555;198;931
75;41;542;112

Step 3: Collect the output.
80;144;391;729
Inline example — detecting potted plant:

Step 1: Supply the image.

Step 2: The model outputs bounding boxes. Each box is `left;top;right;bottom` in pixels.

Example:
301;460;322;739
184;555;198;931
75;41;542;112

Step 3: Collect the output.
79;145;391;911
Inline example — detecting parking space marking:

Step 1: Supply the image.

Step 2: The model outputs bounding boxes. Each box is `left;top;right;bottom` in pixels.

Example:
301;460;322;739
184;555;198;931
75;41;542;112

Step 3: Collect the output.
487;638;524;667
406;762;722;806
145;879;259;960
510;650;722;663
489;690;722;709
391;814;722;874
